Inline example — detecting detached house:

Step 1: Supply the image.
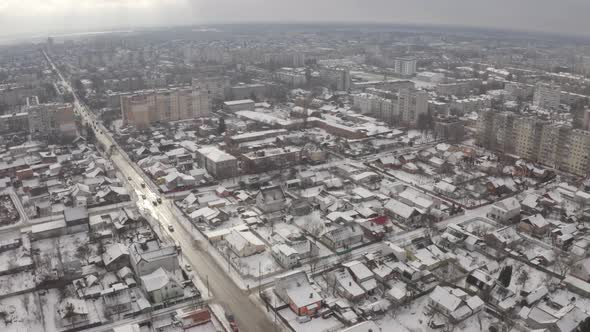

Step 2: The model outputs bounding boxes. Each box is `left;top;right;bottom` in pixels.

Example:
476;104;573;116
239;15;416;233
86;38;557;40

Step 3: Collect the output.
225;229;265;257
428;286;484;323
140;267;183;304
129;240;178;276
384;199;422;224
321;224;364;250
519;214;550;237
256;185;287;214
274;270;322;316
487;197;521;224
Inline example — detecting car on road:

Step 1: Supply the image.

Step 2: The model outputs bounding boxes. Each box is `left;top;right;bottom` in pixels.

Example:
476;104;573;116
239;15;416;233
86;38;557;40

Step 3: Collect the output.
225;312;239;332
168;224;174;232
141;183;146;188
184;264;192;272
141;195;146;200
127;176;132;181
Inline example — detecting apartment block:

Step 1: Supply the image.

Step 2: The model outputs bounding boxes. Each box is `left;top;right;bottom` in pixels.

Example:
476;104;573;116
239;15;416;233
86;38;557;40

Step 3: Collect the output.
353;88;427;127
398;88;428;126
320;67;351;91
478;112;590;176
476;110;515;153
274;68;307;87
513;117;545;161
192;76;230;101
533;82;561;110
504;82;534;101
561;129;590;176
394;58;417;76
264;52;306;68
434;116;465;143
196;147;238;179
27;102;77;139
121;86;210;128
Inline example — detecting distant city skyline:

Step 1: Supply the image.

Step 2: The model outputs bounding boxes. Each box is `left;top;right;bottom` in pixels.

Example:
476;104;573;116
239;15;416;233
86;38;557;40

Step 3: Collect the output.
0;0;589;39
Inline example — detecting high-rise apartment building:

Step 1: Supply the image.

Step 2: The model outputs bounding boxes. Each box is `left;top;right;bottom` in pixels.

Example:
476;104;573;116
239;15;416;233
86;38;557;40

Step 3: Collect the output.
353;88;427;127
27;102;77;139
192;77;230;101
477;111;590;176
394;58;417;76
121;87;210;128
319;67;351;91
274;68;307;87
504;82;534;101
533;82;561;110
398;88;428;125
264;52;306;68
513;117;545;161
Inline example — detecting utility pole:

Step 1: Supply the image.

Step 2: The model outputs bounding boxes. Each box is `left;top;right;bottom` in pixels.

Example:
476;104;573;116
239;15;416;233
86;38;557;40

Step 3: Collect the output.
206;275;210;298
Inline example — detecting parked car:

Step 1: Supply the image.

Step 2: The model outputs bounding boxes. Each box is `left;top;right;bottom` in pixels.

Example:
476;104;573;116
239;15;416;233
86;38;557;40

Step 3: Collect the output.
168;224;174;232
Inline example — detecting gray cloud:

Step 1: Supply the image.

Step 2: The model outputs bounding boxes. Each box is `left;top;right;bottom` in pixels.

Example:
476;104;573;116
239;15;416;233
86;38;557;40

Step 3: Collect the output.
0;0;588;38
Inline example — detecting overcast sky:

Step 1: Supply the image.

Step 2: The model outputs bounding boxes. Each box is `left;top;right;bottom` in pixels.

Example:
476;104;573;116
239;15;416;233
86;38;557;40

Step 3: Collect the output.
0;0;588;38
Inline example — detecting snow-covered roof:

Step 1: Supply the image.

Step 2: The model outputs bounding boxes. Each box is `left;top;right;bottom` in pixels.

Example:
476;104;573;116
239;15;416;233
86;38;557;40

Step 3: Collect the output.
224;99;254;106
141;267;174;292
197;147;236;162
494;197;521;212
384;199;417;219
102;243;129;266
523;214;549;228
342;260;374;281
429;286;462;312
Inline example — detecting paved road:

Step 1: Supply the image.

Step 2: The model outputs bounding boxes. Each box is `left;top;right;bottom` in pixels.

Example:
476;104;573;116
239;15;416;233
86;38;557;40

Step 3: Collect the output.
43;51;277;332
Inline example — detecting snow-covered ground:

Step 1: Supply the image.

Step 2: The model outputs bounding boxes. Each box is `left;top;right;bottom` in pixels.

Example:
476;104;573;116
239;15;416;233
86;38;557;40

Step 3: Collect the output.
494;257;554;294
0;292;44;332
278;307;343;332
376;295;499;332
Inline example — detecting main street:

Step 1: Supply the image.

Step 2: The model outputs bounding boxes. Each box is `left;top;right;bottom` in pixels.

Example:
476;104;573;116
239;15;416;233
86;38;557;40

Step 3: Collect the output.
43;51;278;332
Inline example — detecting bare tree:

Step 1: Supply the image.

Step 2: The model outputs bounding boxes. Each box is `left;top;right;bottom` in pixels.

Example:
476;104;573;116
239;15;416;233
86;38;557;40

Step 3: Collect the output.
553;249;577;279
516;269;529;287
75;245;91;265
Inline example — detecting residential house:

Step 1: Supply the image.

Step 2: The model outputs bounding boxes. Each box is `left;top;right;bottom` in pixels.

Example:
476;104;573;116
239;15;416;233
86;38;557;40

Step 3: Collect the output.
274;270;322;316
519;214;551;237
129;240;178;276
487;197;521;224
256;185;287;214
572;258;590;282
140;267;183;303
485;226;523;249
102;243;130;271
342;260;377;295
333;268;366;301
466;269;496;293
384;199;422;224
272;244;300;269
321;224;364;250
524;300;588;332
57;298;89;327
225;229;265;257
428;286;484;322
